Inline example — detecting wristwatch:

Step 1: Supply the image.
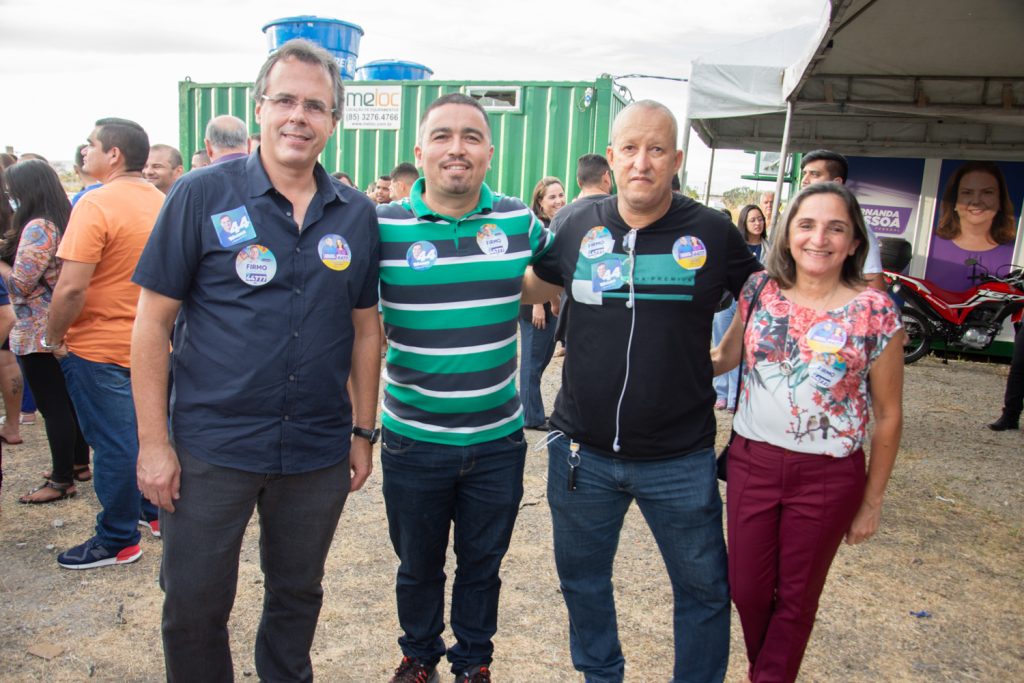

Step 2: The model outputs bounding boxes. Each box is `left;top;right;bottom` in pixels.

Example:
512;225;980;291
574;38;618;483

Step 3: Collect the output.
40;334;63;351
352;426;380;444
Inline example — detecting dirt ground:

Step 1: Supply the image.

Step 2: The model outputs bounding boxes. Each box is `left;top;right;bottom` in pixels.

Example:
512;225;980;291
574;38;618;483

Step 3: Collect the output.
0;354;1021;682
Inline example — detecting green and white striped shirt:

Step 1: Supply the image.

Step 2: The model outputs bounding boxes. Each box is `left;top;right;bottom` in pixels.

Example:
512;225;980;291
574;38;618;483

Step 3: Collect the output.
377;178;553;445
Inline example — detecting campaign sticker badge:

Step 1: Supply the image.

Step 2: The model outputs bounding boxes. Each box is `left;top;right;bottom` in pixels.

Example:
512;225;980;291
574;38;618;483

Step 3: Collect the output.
806;321;848;353
476;224;509;256
580;226;614;259
591;258;624;292
318;234;352;271
235;244;277;286
809;352;847;389
672;236;707;270
407;241;438;271
211;206;257;248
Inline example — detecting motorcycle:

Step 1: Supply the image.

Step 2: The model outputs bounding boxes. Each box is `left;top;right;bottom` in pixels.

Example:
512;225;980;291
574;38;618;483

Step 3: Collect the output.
884;263;1024;364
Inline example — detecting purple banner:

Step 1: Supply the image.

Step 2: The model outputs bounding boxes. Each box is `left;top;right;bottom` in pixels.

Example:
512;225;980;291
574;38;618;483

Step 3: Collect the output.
860;204;913;236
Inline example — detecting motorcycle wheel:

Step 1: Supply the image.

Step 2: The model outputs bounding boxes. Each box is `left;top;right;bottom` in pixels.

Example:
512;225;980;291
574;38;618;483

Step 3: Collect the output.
901;308;931;364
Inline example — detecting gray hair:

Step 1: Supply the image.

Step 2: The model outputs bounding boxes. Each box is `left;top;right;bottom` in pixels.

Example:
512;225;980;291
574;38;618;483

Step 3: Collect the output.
205;115;248;151
253;39;344;121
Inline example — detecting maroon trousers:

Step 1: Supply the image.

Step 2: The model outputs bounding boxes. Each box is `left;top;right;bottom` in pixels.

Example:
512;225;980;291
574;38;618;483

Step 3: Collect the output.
726;434;865;683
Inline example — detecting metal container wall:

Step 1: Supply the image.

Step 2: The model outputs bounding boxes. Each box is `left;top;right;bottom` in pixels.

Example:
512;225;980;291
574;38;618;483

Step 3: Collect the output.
179;77;627;202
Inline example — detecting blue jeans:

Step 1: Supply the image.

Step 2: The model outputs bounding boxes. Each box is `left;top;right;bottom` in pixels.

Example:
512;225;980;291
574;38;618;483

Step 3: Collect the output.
519;316;557;427
60;352;156;547
547;435;730;683
712;301;738;407
381;427;527;673
161;448;350;683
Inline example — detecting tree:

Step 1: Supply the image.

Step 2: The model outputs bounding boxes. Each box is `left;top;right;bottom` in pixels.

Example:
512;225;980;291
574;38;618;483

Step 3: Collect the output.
684;185;700;200
721;187;760;210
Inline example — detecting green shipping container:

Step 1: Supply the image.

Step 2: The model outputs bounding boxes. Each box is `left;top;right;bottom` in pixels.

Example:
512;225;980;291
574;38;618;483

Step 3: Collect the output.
179;76;628;201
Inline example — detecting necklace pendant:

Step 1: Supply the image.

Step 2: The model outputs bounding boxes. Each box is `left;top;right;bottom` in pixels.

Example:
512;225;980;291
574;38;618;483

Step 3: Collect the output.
780;360;794;376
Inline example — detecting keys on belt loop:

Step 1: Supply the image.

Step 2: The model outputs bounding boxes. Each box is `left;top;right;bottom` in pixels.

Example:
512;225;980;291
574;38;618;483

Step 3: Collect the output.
567;440;581;491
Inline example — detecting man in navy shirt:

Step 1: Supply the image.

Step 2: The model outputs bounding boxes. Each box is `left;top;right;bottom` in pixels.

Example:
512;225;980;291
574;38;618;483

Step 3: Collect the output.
131;39;381;682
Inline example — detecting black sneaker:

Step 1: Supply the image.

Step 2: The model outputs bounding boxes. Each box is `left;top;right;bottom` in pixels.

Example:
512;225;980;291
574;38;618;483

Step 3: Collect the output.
389;656;439;683
988;412;1020;431
455;665;491;683
57;537;142;570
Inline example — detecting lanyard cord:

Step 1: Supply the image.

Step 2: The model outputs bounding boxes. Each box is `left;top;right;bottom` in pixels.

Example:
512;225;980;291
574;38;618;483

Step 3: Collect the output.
612;229;639;453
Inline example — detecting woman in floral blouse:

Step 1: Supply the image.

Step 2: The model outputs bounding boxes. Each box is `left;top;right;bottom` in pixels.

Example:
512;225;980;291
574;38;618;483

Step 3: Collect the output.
3;160;91;503
712;182;904;682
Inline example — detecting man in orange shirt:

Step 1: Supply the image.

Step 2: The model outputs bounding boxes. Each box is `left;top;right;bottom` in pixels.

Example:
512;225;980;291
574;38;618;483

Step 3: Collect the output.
43;117;165;569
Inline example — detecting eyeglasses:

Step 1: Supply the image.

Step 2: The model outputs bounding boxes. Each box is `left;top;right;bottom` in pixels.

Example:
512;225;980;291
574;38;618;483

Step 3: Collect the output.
261;94;336;118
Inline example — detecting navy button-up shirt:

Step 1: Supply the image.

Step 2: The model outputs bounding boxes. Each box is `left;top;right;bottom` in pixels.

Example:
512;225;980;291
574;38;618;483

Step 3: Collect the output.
133;153;379;474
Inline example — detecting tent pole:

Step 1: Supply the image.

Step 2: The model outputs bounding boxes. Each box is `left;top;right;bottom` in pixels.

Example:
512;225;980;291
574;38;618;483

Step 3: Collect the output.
771;100;794;229
704;146;716;205
680;80;693;190
680;114;691;190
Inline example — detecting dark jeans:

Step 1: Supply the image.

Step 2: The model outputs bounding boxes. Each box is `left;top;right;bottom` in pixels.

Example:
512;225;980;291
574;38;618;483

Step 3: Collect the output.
1002;322;1024;415
381;427;527;673
518;316;557;427
20;352;89;484
160;448;350;683
547;435;730;683
60;352;156;546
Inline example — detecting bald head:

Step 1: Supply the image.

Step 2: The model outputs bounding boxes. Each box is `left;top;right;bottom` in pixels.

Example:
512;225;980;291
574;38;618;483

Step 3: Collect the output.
606;99;682;224
205;115;248;160
611;100;679;148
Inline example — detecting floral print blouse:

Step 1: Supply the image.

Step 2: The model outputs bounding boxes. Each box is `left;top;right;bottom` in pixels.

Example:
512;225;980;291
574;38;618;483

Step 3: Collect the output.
732;273;902;457
5;218;62;355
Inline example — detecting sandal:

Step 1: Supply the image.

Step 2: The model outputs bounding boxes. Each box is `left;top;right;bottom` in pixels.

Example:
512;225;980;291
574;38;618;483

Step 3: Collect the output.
19;479;77;504
42;465;92;482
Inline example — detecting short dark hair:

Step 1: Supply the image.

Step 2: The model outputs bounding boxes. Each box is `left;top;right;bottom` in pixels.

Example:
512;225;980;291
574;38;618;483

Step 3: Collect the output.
95;117;150;172
418;93;491;143
253;39;344;121
331;171;353;184
74;144;87;169
150;144;183;169
576;154;609;188
936;160;1016;244
378;174;392;182
390;162;419;184
766;182;868;289
800;149;848;183
3;159;72;262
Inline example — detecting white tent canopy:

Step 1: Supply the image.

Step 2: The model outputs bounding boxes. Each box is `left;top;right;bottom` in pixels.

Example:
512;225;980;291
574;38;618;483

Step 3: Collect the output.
685;0;1024;162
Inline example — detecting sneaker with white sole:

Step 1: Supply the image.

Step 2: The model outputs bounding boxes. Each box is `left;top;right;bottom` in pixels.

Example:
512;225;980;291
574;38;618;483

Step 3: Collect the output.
57;537;142;570
139;517;161;538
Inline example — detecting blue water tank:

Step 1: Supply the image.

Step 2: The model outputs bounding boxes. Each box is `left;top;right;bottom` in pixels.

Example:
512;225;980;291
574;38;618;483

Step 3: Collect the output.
261;16;364;80
356;60;433;81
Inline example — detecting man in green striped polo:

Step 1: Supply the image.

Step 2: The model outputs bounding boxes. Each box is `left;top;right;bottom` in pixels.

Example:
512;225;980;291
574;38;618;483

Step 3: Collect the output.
377;93;553;683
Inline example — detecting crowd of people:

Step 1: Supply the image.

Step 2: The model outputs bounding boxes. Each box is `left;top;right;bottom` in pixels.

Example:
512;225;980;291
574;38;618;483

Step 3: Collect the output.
0;35;1018;683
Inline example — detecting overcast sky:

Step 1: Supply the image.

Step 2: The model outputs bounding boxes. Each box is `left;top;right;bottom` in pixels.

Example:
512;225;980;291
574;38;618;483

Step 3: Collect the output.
0;0;825;195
